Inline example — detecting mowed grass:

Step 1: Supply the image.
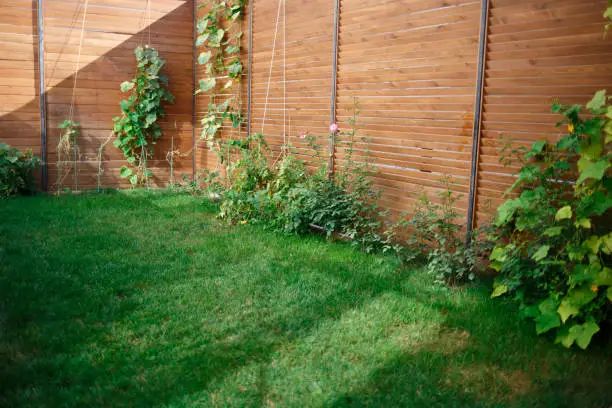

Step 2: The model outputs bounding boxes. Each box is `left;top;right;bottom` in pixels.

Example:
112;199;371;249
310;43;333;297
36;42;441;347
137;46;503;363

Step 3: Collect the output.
0;192;611;408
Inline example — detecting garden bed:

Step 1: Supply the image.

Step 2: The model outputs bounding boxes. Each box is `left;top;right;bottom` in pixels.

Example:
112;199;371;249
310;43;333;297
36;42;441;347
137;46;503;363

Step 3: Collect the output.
0;192;611;407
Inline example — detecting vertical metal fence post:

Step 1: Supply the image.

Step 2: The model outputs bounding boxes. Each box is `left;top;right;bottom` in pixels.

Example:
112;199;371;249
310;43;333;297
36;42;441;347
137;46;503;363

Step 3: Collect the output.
37;0;48;191
246;0;254;137
329;0;340;176
192;0;198;178
466;0;490;246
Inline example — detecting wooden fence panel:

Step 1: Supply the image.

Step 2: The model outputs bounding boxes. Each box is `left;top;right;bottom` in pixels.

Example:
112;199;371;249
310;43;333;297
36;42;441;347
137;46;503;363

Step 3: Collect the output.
476;0;612;224
248;0;335;164
335;0;481;216
43;0;194;191
0;0;40;155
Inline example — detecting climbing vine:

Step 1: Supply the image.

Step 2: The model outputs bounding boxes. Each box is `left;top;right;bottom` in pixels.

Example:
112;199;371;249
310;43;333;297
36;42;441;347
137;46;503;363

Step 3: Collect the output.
57;119;80;193
196;0;246;152
113;46;174;186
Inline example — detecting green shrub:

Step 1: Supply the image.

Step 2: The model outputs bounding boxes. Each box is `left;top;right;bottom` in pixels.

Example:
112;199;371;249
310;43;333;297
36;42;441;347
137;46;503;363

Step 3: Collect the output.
171;169;221;196
385;178;491;284
214;101;386;253
491;91;612;349
0;143;41;198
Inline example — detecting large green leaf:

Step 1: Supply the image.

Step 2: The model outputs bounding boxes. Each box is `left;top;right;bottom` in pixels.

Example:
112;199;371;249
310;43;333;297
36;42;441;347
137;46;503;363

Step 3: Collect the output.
586;90;607;111
575;218;591;229
543;227;563;237
197;51;211;65
496;198;523;226
120;81;134;92
196;78;216;94
196;17;208;34
557;301;579;324
535;298;561;334
557;321;600;350
607;287;612;302
119;166;132;178
595;268;612;286
195;33;209;46
576;159;610;186
555;205;572;221
532;245;550;262
491;281;508;298
557;286;596;323
600;233;612;255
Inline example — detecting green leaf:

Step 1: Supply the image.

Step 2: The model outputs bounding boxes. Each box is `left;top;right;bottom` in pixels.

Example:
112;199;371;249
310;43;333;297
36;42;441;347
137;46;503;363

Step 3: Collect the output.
145;113;157;127
129;174;138;185
196;78;216;94
585;236;601;254
595;267;612;286
586;90;607;111
557;300;579;324
226;45;240;54
576;159;610;186
575;218;591;229
197;51;211;65
496;198;522;226
535;298;561;334
491;281;508;298
127;156;136;164
120;81;135;92
196;18;209;34
532;245;550;262
113;139;121;148
195;33;209;46
120;99;131;111
601;233;612;255
120;166;132;178
221;80;233;91
543;227;563;237
555;206;572;221
562;321;600;350
607;287;612;302
580;144;603;161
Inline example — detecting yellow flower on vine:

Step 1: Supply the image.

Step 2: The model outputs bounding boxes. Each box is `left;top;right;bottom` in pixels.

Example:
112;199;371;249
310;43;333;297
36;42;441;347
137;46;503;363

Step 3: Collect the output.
568;124;575;133
240;220;247;225
591;285;598;293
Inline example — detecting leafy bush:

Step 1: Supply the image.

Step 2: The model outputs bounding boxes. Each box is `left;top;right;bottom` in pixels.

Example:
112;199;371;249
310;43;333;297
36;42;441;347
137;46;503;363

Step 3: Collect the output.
213;101;386;253
385;178;491;285
491;91;612;349
0;143;41;198
171;169;221;197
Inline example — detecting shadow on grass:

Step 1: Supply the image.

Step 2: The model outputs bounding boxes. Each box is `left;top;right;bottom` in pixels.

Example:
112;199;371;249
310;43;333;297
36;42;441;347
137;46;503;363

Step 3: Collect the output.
1;193;611;407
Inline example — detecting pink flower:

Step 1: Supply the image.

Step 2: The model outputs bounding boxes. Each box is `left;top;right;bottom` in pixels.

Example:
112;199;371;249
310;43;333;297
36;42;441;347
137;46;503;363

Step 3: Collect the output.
329;123;339;133
299;130;310;139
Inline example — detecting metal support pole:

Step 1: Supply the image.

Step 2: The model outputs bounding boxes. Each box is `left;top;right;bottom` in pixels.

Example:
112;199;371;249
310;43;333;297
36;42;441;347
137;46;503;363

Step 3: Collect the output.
246;0;254;137
466;0;490;246
329;0;340;176
192;0;198;178
37;0;48;191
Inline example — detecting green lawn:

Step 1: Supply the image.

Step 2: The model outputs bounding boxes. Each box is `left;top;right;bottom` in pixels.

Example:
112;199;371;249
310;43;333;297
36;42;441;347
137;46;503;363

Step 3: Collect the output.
0;192;611;407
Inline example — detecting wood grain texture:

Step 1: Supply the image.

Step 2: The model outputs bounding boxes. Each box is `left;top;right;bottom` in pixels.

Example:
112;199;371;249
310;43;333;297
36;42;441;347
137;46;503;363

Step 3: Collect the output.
476;0;612;224
0;0;195;191
0;0;40;155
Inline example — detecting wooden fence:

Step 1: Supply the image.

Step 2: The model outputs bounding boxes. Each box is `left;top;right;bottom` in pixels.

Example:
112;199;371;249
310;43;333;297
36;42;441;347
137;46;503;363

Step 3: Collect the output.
1;0;611;226
1;0;194;191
